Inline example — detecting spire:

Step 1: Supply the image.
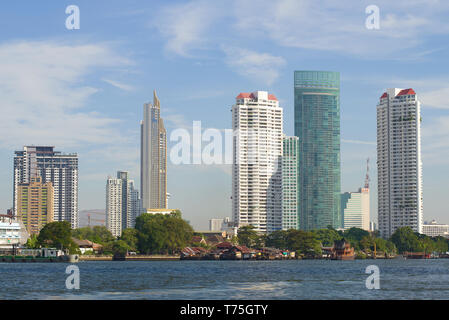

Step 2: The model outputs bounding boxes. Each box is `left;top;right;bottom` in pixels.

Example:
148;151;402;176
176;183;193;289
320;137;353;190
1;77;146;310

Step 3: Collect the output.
153;90;160;109
364;158;370;189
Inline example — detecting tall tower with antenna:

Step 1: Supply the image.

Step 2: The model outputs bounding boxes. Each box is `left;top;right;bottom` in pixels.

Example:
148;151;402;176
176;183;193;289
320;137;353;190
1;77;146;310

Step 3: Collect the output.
364;158;370;189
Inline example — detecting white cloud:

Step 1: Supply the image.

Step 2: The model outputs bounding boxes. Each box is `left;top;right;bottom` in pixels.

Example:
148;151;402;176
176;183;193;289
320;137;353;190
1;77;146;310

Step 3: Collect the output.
231;0;449;58
152;0;222;57
420;87;449;109
421;115;449;165
375;77;449;109
102;78;135;91
223;47;286;86
0;40;131;149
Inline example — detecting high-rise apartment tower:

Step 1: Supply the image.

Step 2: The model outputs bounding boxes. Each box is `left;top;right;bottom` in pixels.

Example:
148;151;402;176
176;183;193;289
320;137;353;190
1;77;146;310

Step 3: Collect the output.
232;91;283;233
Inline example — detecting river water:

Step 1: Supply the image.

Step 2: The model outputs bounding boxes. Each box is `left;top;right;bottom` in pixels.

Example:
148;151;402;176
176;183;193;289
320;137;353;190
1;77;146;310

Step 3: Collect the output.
1;259;448;299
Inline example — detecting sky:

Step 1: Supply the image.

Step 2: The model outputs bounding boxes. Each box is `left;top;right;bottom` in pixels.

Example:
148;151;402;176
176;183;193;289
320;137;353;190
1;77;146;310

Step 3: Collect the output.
0;0;448;230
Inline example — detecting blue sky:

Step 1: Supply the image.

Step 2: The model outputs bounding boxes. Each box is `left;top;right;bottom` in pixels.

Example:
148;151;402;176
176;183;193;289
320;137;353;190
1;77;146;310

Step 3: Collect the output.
0;0;448;230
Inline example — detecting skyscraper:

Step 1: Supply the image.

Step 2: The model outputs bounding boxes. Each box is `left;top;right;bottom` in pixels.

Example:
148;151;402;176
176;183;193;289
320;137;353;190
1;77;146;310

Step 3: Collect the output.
294;71;342;230
106;177;122;238
282;135;300;230
17;176;54;235
141;90;167;211
341;160;370;231
377;88;423;238
14;146;78;229
341;188;370;231
117;171;140;229
106;171;140;237
232;91;283;233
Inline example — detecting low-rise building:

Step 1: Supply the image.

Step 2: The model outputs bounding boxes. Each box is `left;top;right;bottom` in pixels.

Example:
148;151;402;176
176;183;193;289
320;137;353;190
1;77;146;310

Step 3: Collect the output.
72;238;103;254
0;212;29;252
143;209;179;215
422;220;449;238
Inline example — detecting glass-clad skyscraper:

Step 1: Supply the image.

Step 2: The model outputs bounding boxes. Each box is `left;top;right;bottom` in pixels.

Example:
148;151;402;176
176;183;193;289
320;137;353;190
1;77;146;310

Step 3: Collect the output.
294;71;341;230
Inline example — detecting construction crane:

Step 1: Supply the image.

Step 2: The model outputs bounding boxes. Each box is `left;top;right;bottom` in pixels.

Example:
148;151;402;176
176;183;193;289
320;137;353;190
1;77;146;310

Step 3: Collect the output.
87;213;105;227
364;158;370;189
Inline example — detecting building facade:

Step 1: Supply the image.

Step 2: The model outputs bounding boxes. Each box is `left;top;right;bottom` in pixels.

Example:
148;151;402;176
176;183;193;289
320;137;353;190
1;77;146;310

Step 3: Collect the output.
209;218;224;232
0;212;28;251
17;177;54;235
209;217;232;232
232;91;283;233
106;177;123;238
294;71;342;230
377;88;423;238
282;135;300;230
341;188;370;231
14;146;78;229
141;90;167;211
422;220;449;238
117;171;140;229
106;172;140;237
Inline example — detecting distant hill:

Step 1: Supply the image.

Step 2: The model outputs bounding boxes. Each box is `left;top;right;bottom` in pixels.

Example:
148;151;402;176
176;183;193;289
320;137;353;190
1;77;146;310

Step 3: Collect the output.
79;209;105;228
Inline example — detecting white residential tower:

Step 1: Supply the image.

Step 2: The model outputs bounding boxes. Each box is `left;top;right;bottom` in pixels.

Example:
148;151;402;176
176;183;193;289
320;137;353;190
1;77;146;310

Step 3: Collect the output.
377;88;423;238
232;91;283;233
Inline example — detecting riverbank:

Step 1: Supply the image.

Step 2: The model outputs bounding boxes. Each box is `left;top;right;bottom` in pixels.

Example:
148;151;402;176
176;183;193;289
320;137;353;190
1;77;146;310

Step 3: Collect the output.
79;254;180;261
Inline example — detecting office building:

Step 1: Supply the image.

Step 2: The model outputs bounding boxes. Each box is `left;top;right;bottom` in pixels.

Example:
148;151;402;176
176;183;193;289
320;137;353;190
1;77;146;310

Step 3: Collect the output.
232;91;283;233
294;71;341;230
377;88;423;238
422;220;449;238
341;188;370;231
141;90;167;211
209;219;224;232
282;135;300;230
209;217;232;232
14;146;78;229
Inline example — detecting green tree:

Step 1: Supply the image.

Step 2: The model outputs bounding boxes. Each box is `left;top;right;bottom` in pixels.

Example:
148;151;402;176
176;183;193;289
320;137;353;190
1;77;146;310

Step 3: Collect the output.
360;236;374;251
390;227;421;253
135;213;193;254
385;241;397;255
417;235;434;254
313;228;342;247
432;237;448;253
72;226;115;245
265;230;289;249
25;234;40;249
237;225;261;248
286;230;322;257
112;240;131;256
120;228;139;252
342;227;370;250
38;221;79;254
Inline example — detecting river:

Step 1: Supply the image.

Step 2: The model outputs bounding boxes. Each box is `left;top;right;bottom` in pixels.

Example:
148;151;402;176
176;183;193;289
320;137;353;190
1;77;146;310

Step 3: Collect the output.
1;259;448;299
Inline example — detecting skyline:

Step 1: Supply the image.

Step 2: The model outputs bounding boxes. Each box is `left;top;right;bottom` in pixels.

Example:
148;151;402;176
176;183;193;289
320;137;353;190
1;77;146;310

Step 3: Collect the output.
1;1;449;230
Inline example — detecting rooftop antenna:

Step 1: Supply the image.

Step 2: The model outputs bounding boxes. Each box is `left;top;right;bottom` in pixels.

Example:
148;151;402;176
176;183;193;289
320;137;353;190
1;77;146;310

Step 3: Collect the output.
364;158;370;189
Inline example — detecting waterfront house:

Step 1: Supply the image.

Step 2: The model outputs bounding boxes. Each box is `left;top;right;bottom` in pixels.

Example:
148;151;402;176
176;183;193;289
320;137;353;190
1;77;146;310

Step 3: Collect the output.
191;236;207;246
72;238;103;254
321;239;355;260
180;247;208;259
205;234;225;246
215;241;233;250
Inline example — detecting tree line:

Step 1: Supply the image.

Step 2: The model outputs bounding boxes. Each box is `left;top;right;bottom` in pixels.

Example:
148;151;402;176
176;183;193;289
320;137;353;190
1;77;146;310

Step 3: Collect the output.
26;216;448;257
26;211;193;256
237;225;449;257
